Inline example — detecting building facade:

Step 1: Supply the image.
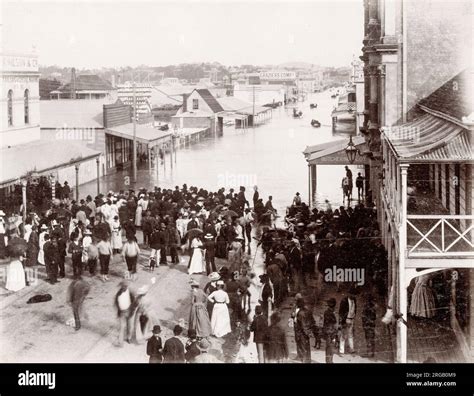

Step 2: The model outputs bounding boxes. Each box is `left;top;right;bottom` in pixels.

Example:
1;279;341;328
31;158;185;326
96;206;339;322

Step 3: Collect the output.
360;0;473;362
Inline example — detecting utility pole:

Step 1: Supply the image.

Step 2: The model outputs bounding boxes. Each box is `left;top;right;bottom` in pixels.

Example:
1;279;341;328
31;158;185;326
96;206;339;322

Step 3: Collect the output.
252;85;255;128
132;75;137;183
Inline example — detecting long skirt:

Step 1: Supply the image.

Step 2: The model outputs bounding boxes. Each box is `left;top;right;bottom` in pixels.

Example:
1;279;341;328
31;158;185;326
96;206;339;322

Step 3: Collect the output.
189;302;212;338
5;260;26;292
37;249;45;266
211;303;231;338
410;284;436;318
111;232;123;250
135;207;143;227
188;249;205;275
26;246;39;267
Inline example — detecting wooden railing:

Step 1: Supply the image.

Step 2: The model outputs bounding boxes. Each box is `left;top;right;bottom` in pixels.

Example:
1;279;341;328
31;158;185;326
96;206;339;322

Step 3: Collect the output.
406;215;474;258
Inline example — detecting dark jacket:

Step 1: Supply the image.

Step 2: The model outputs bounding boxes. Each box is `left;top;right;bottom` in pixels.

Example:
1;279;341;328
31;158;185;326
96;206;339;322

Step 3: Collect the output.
162;337;185;363
362;302;376;331
295;307;316;339
323;308;338;339
43;241;60;265
339;296;357;324
184;340;201;363
147;336;163;363
250;314;269;344
266;323;288;361
150;229;166;250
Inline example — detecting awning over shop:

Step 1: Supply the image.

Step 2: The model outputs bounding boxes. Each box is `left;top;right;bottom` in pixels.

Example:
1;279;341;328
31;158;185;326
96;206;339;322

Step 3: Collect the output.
383;113;472;163
106;123;172;145
0;140;101;187
304;136;368;165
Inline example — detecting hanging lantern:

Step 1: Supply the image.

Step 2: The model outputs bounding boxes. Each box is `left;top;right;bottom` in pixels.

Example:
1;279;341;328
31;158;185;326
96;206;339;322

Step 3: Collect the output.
345;135;359;164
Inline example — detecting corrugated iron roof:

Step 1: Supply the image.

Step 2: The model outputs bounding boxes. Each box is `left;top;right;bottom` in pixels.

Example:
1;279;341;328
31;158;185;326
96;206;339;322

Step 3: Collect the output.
384;113;472;162
59;75;113;92
0;140;100;186
106;123;171;145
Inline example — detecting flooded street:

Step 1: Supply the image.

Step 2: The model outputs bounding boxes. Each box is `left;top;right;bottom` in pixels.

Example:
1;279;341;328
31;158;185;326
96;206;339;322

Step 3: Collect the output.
88;89;362;216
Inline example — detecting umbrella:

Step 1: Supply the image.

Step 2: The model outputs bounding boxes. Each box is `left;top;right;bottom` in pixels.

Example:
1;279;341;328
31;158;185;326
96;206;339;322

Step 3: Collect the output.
184;228;204;241
222;210;239;218
7;237;28;257
210;204;224;215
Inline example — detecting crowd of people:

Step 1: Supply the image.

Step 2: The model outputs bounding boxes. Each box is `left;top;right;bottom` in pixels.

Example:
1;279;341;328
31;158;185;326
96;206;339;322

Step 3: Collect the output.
1;167;388;363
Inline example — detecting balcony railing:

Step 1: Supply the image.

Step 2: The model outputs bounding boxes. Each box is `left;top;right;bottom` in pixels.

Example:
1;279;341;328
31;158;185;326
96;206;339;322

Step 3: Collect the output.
406;215;474;258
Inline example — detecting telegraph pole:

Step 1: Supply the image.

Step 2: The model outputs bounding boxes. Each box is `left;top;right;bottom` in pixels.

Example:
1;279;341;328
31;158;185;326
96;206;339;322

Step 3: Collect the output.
252;85;255;128
132;75;137;183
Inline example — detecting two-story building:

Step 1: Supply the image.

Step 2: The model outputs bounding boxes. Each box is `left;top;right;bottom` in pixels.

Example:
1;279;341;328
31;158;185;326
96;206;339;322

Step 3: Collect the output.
360;0;473;362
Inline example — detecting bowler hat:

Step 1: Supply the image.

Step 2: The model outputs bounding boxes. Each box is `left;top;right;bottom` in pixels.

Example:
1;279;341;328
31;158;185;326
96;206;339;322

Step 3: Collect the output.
152;325;161;334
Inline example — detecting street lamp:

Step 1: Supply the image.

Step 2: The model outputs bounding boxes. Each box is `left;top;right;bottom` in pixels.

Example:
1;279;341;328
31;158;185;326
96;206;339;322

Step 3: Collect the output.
345;135;359;164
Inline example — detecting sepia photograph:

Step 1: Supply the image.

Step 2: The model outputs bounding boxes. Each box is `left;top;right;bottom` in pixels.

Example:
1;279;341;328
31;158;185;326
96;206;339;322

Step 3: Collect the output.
0;0;472;391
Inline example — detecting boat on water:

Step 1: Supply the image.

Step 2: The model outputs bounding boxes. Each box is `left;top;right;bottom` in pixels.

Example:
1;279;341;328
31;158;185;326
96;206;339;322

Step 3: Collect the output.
293;108;303;118
331;86;356;133
310;103;318;109
311;119;321;128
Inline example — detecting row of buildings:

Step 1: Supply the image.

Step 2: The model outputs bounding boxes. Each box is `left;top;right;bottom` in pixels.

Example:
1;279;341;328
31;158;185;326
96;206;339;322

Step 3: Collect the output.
304;0;473;363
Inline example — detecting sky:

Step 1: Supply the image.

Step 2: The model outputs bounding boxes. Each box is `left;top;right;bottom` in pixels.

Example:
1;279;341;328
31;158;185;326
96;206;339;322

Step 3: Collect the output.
2;0;364;68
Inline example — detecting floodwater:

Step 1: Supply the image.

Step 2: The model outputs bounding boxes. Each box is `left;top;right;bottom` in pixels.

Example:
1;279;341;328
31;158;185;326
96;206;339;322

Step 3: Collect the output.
86;90;363;215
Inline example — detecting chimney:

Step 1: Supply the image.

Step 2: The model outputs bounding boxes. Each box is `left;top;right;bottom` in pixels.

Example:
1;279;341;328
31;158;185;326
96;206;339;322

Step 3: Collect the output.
71;68;77;99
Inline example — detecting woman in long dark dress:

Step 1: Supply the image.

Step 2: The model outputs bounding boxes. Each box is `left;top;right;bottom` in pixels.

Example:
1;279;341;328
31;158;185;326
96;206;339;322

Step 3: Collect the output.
189;280;212;338
215;226;228;259
26;226;39;267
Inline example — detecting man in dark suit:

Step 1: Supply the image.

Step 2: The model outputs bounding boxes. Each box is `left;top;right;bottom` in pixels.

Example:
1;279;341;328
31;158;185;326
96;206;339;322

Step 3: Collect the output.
323;298;338;363
162;325;185;363
67;276;90;331
250;305;269;363
339;289;357;355
294;297;316;363
43;236;60;284
147;325;163;363
288;241;302;294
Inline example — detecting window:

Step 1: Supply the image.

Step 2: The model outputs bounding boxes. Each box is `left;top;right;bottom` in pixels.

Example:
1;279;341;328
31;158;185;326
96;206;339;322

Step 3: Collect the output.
7;90;13;126
192;99;199;110
24;89;30;124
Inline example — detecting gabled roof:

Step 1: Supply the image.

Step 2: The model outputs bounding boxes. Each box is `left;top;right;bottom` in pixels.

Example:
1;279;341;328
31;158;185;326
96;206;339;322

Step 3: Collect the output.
417;69;473;124
58;74;113;92
195;88;224;113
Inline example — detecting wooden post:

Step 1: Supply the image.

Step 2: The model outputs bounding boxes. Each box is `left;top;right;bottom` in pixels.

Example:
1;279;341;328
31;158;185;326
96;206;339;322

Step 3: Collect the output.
21;180;27;221
75;164;80;201
148;145;152;172
397;164;409;363
96;157;100;196
307;164;311;208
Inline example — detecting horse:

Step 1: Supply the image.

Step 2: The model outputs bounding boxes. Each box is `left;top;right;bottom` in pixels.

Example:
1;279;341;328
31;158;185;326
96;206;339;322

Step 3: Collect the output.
342;177;353;205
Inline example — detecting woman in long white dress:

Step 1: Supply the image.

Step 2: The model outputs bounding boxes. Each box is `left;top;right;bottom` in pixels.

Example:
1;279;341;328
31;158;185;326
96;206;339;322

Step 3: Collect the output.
188;237;205;275
247;273;262;322
6;254;26;292
109;216;123;253
207;281;231;338
37;226;48;266
135;196;149;227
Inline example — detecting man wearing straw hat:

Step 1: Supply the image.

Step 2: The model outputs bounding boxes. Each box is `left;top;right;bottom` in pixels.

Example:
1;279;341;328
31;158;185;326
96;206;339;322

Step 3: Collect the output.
193;338;220;363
